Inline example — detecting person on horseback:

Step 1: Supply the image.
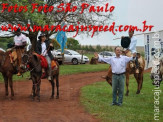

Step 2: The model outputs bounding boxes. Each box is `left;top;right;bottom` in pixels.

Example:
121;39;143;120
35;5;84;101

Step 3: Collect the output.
35;33;54;81
14;28;27;76
122;29;139;73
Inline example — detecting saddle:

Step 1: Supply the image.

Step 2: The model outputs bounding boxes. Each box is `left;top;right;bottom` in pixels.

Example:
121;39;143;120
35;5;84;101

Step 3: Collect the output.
123;50;144;69
35;54;57;70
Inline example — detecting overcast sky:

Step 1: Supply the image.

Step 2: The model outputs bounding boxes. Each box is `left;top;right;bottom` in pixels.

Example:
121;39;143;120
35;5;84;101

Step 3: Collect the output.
72;0;163;46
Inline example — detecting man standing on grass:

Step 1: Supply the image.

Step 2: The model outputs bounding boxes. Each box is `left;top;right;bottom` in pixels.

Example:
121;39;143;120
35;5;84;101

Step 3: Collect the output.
94;46;136;106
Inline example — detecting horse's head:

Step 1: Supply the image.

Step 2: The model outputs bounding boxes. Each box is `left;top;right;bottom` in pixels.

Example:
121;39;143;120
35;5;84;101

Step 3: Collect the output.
20;51;39;71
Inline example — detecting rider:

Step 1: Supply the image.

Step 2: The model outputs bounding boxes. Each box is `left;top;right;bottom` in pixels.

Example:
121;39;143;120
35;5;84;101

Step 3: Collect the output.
14;28;27;76
35;33;54;81
122;29;139;73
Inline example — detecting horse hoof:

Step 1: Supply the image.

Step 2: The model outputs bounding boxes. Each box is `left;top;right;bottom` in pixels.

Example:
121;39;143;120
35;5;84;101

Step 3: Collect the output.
125;93;128;96
136;91;140;94
56;96;59;99
50;96;54;99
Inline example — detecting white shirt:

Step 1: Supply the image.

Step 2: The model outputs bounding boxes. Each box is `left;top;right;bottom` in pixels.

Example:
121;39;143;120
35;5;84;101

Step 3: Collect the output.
128;36;137;53
41;42;47;56
14;33;27;46
98;55;133;74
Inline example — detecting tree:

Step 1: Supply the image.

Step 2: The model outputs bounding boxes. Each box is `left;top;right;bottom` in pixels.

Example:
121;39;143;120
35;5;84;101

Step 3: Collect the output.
51;39;60;49
88;45;95;52
67;37;80;50
96;45;102;52
0;0;112;49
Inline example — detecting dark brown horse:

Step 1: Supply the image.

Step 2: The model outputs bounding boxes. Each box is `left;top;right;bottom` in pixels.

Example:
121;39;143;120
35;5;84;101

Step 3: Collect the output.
21;52;60;101
0;50;18;99
105;53;145;96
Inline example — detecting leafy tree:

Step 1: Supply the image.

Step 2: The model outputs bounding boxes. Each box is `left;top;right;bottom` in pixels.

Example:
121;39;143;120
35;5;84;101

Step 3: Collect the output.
88;45;95;52
0;0;112;49
67;37;80;50
96;45;102;52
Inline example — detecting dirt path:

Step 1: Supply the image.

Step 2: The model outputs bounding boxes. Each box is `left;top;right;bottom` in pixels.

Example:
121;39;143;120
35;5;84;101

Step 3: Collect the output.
0;71;108;122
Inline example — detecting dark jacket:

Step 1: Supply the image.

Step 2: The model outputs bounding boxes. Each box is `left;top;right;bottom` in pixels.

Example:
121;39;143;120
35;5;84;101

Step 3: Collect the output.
35;40;54;60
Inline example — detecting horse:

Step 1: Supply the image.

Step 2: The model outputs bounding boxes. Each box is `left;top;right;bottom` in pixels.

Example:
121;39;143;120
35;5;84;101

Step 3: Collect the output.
150;58;163;86
21;51;60;101
0;49;20;99
104;52;145;96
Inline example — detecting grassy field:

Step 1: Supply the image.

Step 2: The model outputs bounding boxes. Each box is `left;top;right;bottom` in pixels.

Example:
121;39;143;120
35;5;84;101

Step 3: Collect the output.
0;63;109;82
80;73;163;122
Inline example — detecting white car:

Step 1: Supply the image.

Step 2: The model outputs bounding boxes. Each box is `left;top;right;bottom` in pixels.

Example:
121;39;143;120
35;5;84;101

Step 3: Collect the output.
52;49;89;65
98;51;115;62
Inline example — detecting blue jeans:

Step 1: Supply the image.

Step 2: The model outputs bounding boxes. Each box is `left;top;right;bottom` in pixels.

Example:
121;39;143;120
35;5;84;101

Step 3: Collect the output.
45;55;51;75
112;74;125;104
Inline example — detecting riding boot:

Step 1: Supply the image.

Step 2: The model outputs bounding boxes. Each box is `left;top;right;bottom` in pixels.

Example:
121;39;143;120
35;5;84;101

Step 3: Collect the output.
17;66;22;76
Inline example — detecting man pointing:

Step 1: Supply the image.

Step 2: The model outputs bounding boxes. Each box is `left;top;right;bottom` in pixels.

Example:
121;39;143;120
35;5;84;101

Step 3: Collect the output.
94;46;136;106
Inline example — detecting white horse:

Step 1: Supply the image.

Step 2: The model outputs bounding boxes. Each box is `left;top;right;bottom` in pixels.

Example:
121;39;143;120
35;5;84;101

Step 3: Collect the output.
151;58;163;86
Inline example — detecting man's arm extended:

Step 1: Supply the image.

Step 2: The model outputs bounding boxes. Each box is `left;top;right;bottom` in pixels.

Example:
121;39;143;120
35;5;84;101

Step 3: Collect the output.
94;52;112;64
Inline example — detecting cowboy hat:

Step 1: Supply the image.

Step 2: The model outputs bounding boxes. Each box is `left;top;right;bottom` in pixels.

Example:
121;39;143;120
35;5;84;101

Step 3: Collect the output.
121;37;131;48
38;33;47;39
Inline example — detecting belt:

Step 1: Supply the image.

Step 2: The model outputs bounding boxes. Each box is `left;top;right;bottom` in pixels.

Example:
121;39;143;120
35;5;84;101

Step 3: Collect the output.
112;72;125;76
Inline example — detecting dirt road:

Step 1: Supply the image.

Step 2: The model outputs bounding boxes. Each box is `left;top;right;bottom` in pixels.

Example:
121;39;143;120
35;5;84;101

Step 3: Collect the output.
0;71;108;122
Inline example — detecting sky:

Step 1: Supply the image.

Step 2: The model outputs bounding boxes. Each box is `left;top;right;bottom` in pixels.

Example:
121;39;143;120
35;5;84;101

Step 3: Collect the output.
72;0;163;46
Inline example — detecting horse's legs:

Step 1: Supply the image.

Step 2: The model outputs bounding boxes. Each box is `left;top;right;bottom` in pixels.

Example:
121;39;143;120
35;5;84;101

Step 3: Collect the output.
2;74;8;96
32;79;36;101
134;73;141;94
8;75;14;99
137;73;143;94
125;73;130;96
36;82;41;102
56;75;59;99
50;77;55;99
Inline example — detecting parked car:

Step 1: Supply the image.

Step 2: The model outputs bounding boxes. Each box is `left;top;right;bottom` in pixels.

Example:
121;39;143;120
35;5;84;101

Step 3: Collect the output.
99;51;115;58
51;49;89;65
51;50;63;65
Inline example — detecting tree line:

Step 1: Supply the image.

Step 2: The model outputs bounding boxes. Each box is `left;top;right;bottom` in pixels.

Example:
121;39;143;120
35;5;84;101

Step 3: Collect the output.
0;37;114;52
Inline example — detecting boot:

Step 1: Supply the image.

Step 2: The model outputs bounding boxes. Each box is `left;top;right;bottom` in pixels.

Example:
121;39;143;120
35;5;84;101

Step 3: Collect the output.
17;72;21;76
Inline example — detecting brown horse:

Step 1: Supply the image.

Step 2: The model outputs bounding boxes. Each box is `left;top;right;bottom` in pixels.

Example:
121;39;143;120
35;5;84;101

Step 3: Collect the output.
21;52;60;101
105;53;145;96
0;50;18;99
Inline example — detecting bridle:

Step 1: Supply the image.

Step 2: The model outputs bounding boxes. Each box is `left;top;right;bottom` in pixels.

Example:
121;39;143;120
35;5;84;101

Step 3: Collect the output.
22;54;35;72
22;54;41;86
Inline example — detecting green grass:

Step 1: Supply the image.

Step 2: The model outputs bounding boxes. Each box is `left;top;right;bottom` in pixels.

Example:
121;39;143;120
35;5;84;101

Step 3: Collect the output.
80;73;163;122
0;63;109;82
